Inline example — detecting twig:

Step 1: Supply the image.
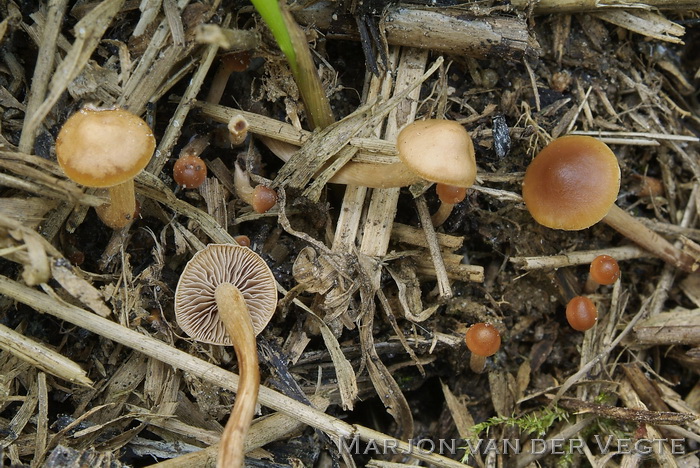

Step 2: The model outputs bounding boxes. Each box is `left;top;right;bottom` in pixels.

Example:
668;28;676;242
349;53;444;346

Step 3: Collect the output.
145;25;222;176
570;130;699;143
514;416;596;468
0;323;92;386
510;245;649;270
415;196;452;300
648;183;699;317
18;0;67;153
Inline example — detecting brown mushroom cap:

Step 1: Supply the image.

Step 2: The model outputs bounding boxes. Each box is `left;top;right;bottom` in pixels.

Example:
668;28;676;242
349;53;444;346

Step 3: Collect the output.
522;135;621;230
56;107;156;188
175;244;277;345
396;120;476;188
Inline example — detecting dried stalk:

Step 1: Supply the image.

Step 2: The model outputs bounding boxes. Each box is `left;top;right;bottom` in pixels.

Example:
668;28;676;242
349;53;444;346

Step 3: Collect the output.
510;0;700;13
18;0;67;153
150;394;330;467
0;323;92;386
510;245;649;270
415;196;452;299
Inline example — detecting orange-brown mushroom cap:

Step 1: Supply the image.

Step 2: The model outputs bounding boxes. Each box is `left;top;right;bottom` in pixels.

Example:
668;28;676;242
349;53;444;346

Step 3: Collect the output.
396;120;477;188
522;136;620;230
56;107;156;188
590;254;620;285
566;296;598;331
465;323;501;357
175;244;277;345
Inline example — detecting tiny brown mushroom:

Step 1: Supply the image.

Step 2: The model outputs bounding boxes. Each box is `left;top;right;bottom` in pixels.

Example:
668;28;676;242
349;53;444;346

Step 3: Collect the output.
206;51;253;105
465;323;501;374
173;135;210;189
584;254;621;293
175;244;277;468
566;296;598;332
56;107;155;229
233;164;278;213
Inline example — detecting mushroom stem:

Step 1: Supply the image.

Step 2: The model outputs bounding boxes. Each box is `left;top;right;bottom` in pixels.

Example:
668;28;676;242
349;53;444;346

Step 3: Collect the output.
96;180;137;229
233;164;255;206
469;353;486;374
259;136;421;188
431;203;455;227
602;204;698;272
582;276;600;295
214;283;259;468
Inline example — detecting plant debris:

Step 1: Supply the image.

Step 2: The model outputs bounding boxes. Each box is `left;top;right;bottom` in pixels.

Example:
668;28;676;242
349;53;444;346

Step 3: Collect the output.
1;1;700;467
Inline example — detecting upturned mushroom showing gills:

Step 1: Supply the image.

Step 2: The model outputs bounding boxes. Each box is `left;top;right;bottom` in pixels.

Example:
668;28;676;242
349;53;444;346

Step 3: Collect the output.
522;135;698;272
56;107;156;229
175;244;277;468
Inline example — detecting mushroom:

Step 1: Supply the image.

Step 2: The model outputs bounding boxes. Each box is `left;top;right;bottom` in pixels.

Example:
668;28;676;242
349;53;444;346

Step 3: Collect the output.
56;107;155;229
260;118;477;189
396;119;477;189
431;183;467;227
233;164;278;213
464;322;501;374
175;244;277;468
233;235;251;247
173;155;208;189
584;254;620;293
522;136;698;272
565;296;598;331
206;51;253;106
173;135;209;189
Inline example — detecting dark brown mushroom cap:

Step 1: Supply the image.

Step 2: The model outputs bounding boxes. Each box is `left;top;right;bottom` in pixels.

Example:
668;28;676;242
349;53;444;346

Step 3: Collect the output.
522;135;621;230
175;244;277;345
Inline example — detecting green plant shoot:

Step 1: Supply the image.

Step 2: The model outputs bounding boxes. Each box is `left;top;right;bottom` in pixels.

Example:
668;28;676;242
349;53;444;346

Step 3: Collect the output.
249;0;297;73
